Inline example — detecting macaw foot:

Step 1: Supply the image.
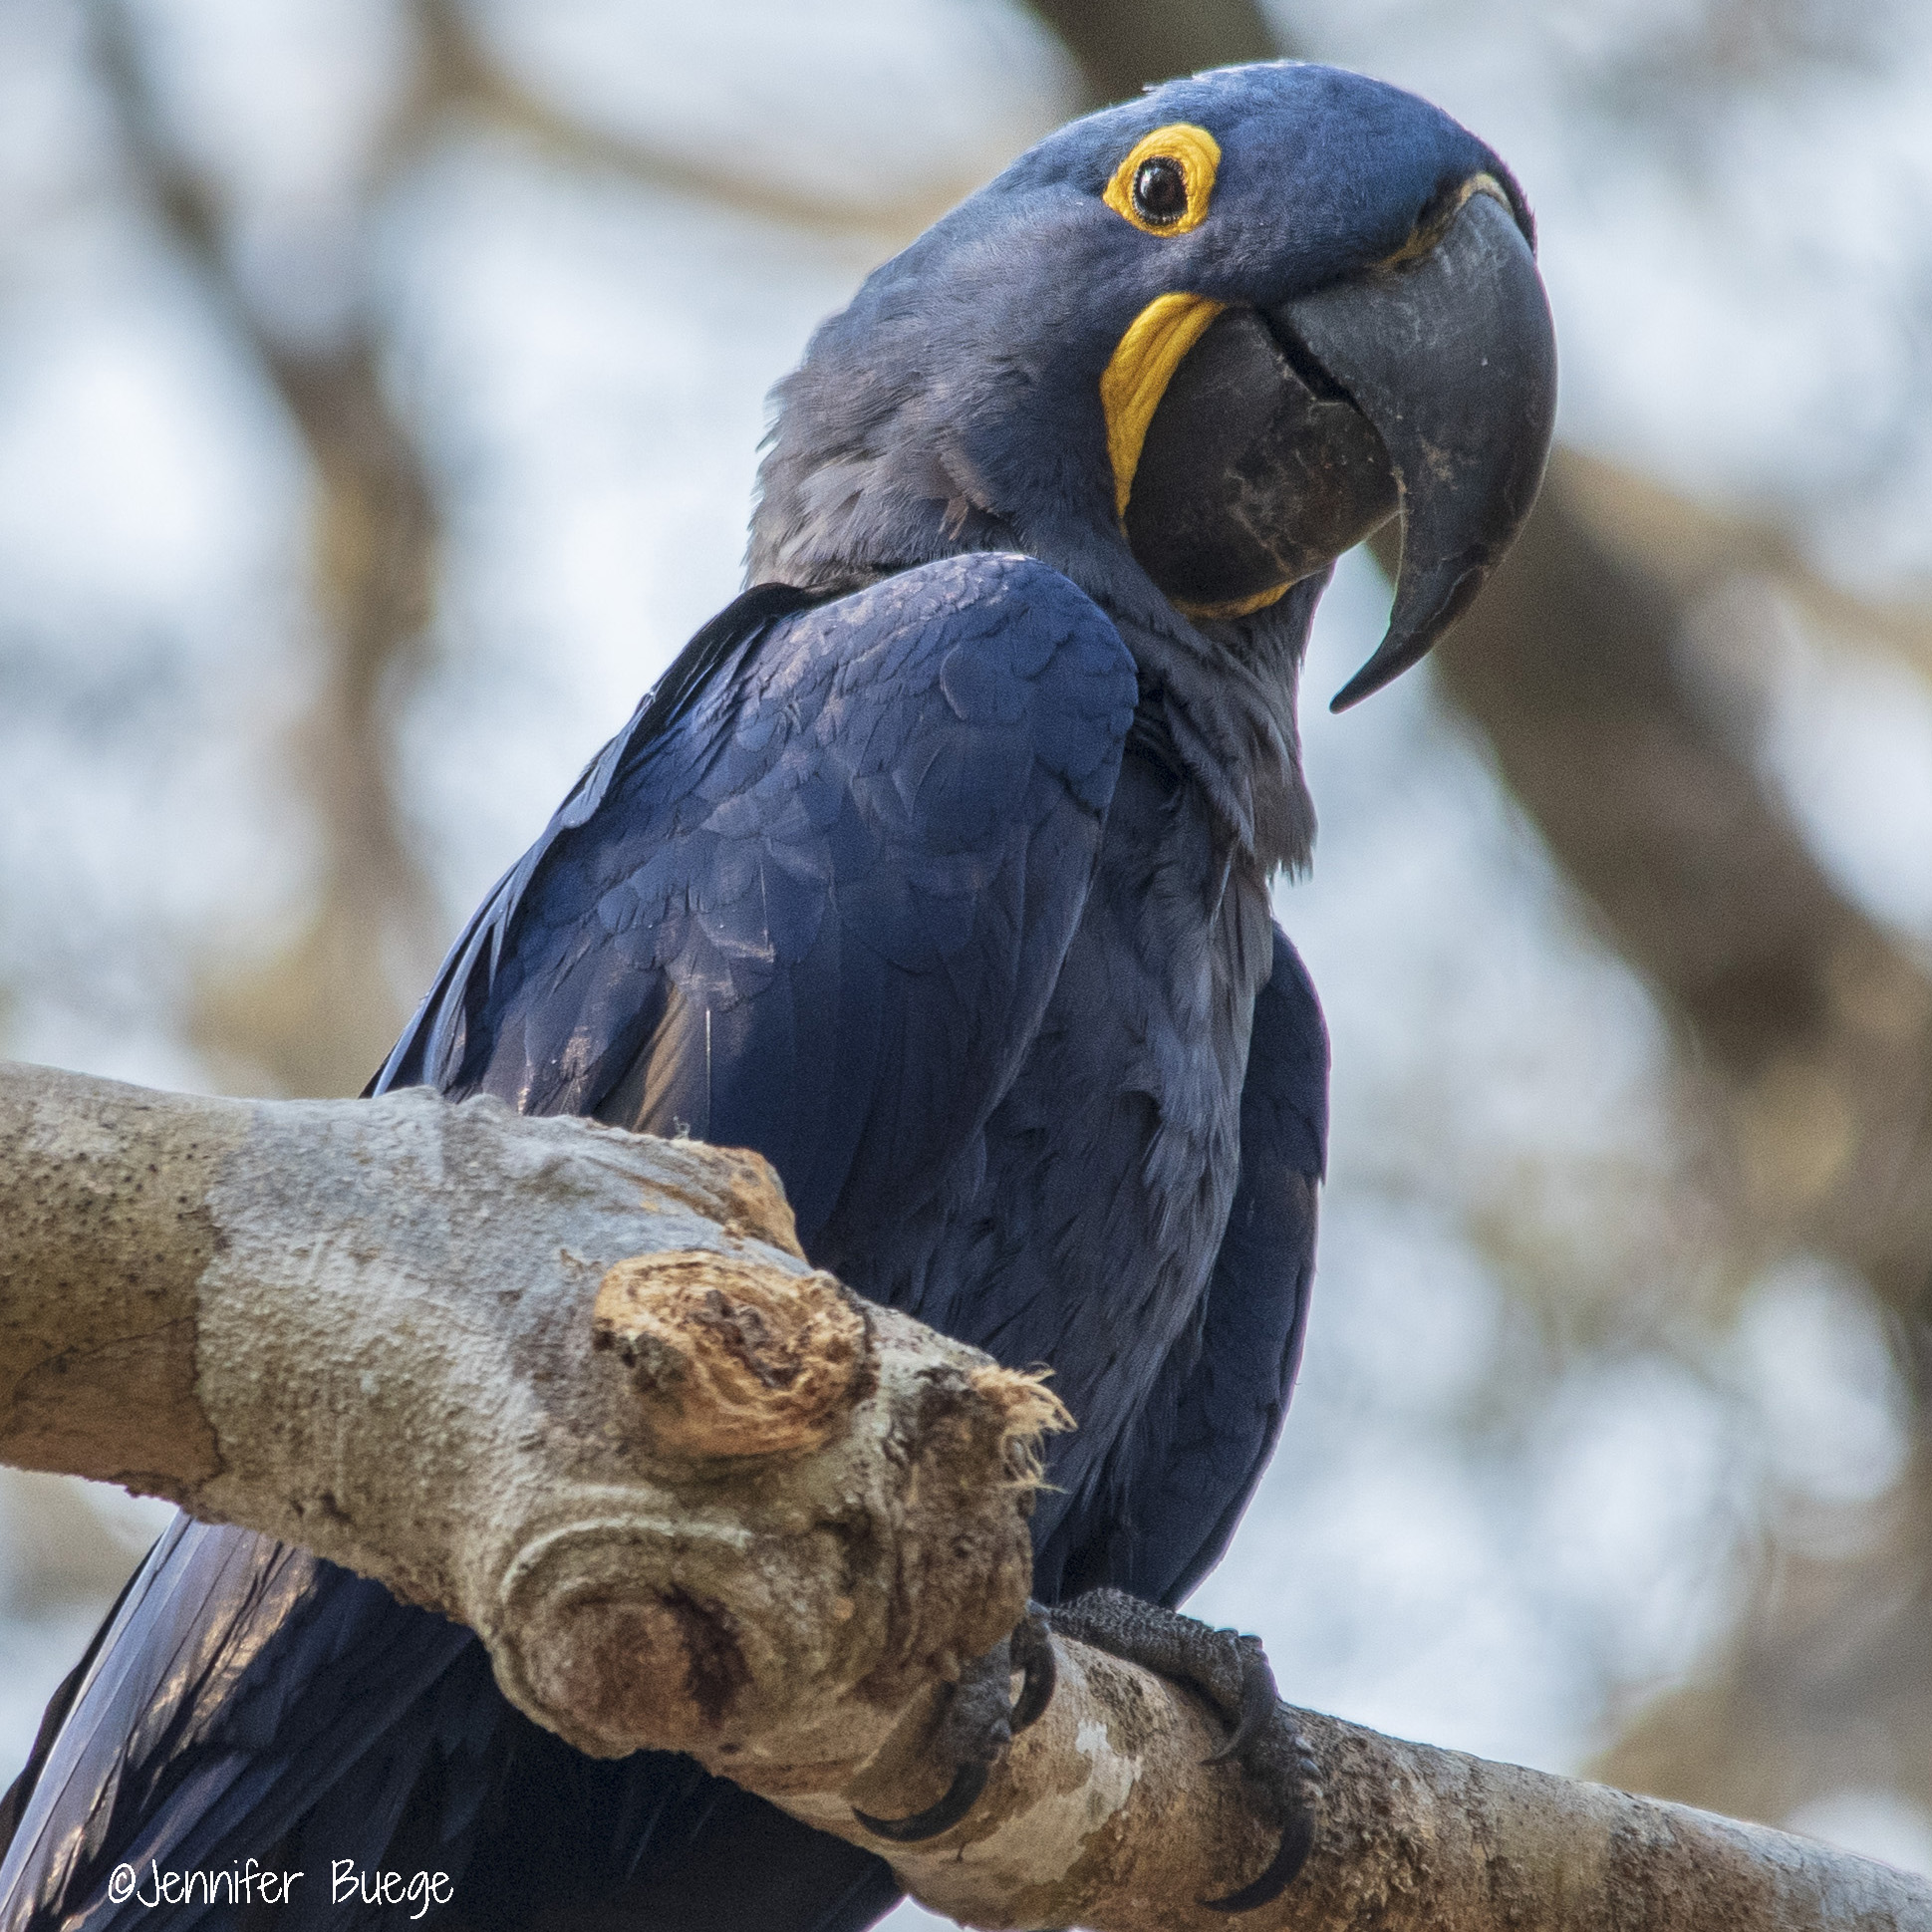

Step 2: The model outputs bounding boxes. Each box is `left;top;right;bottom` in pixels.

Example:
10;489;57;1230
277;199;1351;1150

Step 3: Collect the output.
1047;1587;1321;1911
853;1605;1056;1842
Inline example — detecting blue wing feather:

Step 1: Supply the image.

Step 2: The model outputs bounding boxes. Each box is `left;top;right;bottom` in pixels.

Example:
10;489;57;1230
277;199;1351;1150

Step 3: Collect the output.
0;1518;491;1931
411;554;1135;1251
371;581;827;1105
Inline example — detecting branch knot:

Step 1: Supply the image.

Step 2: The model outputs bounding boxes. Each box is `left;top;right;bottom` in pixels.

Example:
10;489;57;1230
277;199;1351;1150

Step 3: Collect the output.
593;1249;868;1457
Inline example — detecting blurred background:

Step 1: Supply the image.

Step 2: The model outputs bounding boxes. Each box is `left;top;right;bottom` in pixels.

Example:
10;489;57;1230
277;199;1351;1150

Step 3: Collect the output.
2;0;1930;1914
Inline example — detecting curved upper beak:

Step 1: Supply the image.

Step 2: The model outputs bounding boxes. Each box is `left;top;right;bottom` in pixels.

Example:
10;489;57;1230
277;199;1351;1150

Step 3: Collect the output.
1275;188;1557;710
1121;185;1556;712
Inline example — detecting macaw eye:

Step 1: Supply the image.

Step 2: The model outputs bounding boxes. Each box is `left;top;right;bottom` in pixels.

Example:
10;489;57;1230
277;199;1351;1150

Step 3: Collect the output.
1104;124;1219;235
1132;157;1189;226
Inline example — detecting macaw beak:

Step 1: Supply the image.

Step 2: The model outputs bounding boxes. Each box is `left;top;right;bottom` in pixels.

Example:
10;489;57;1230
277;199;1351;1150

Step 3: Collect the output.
1121;186;1557;711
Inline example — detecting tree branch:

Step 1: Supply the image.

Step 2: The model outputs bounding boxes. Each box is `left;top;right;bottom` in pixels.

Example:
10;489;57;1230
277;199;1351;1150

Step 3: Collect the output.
1422;455;1932;1343
1428;455;1932;1826
1027;0;1275;106
1;1059;1925;1930
408;0;953;241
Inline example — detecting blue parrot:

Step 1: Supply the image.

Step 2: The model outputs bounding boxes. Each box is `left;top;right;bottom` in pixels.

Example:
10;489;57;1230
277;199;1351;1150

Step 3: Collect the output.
0;60;1553;1931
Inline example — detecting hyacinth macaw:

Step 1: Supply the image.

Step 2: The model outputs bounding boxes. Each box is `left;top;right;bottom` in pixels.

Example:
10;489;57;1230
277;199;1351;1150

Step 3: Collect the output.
0;59;1553;1932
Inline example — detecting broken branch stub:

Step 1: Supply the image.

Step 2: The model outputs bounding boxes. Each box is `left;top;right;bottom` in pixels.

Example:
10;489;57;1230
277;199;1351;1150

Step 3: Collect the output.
592;1250;871;1458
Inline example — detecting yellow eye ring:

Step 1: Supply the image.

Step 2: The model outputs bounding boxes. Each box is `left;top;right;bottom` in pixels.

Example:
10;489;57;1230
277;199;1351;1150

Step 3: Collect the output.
1104;124;1222;237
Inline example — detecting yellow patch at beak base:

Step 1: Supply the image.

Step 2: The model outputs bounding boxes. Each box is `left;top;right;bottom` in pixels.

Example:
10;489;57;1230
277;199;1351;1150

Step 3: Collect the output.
1100;291;1226;518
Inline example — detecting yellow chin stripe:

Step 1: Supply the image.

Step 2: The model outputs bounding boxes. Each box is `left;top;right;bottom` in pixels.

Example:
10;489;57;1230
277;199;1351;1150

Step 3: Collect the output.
1099;291;1226;518
1176;583;1292;622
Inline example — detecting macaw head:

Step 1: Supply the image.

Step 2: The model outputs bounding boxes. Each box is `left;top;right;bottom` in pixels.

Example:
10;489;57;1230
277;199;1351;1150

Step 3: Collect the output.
751;60;1555;718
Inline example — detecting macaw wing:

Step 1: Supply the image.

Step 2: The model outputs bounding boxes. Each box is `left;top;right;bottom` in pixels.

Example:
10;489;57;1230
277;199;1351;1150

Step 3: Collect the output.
0;1515;496;1931
1034;926;1328;1607
371;580;825;1105
379;552;1137;1258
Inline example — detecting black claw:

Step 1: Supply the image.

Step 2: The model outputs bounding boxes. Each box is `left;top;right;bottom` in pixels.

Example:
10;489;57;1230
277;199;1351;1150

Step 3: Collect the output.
852;1608;1052;1846
1202;1641;1277;1767
853;1761;990;1843
1200;1803;1317;1914
1009;1607;1056;1733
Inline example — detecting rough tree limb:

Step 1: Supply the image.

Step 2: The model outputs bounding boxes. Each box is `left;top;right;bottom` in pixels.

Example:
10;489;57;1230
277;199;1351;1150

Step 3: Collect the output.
2;1061;1927;1930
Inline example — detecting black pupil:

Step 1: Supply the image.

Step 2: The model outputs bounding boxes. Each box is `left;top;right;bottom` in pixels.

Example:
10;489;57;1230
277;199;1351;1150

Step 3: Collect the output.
1133;157;1188;224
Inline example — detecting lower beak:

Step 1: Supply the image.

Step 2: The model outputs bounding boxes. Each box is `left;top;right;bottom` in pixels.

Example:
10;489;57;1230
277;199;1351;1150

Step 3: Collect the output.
1123;187;1557;711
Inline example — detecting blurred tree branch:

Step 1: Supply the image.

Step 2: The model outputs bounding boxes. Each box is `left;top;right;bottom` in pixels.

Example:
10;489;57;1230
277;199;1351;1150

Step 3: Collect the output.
1426;453;1932;1349
93;0;440;1097
1444;455;1932;1826
410;0;957;238
1028;0;1275;104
